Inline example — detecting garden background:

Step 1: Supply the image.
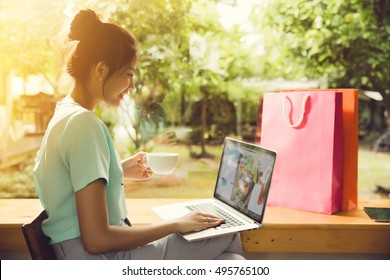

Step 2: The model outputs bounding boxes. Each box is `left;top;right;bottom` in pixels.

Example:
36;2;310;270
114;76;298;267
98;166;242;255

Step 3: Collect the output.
0;0;389;199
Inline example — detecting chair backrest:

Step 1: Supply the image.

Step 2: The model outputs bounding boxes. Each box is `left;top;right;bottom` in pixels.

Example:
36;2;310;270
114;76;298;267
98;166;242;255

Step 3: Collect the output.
22;210;56;260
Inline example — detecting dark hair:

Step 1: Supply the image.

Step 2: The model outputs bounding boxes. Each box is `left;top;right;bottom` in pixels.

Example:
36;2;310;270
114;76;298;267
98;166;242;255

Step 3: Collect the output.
67;9;137;83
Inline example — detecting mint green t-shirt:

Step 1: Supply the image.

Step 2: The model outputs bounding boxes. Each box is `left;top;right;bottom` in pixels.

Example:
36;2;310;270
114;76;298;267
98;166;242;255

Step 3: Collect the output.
33;99;127;244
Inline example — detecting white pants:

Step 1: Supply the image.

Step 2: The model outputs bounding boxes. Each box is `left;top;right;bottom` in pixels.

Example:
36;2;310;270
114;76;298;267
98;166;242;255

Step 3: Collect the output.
52;233;245;260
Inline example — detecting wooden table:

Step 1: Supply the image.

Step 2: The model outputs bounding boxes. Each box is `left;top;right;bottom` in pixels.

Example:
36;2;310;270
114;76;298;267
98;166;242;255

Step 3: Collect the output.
0;198;389;254
241;199;390;253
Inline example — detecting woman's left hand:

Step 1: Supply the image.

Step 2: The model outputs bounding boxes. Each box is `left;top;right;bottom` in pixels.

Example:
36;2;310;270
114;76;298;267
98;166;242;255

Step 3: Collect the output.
122;152;153;180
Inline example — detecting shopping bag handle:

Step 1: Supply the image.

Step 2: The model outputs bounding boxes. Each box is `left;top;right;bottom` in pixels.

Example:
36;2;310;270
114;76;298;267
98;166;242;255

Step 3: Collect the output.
282;94;310;128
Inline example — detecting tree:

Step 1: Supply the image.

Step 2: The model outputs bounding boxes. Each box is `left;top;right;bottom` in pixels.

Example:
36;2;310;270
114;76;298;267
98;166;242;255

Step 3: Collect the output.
108;0;198;152
110;0;258;156
251;0;390;124
1;0;263;156
0;0;67;94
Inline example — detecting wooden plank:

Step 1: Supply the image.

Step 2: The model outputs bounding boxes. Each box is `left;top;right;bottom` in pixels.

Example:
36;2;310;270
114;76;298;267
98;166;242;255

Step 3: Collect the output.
0;198;189;252
241;199;390;253
0;199;43;252
0;199;43;225
260;199;390;229
0;228;29;251
0;198;390;254
242;228;390;253
0;135;42;169
3;135;42;159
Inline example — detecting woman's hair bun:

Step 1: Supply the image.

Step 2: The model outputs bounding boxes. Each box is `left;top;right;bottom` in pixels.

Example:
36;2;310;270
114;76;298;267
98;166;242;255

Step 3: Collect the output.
68;9;102;41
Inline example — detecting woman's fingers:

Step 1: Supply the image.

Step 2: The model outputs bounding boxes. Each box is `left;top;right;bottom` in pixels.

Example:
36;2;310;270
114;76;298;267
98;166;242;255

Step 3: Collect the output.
177;211;225;233
194;211;225;226
136;153;147;164
142;167;153;178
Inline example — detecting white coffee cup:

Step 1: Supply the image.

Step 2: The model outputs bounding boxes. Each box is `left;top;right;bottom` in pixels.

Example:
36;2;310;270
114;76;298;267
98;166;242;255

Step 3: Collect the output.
146;153;178;174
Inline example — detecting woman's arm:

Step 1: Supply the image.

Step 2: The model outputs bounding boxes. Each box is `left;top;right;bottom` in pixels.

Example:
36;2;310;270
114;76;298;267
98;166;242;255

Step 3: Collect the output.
76;179;223;254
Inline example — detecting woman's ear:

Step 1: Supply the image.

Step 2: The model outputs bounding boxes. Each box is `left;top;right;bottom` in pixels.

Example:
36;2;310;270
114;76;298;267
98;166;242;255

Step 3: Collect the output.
94;61;109;82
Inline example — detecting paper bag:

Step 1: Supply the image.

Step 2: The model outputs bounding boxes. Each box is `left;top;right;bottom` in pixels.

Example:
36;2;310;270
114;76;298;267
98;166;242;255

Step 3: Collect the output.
281;89;358;210
260;91;343;214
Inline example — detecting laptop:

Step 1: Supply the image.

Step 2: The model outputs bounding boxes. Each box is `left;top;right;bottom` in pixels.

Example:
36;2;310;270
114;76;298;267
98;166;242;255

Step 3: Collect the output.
152;137;277;242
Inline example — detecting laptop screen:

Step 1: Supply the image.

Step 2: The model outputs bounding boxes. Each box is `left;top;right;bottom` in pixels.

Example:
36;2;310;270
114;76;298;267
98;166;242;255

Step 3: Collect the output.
214;137;276;223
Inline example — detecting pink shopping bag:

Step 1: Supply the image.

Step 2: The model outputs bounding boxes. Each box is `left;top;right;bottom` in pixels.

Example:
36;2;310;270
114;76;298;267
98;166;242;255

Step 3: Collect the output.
260;91;343;214
281;88;358;210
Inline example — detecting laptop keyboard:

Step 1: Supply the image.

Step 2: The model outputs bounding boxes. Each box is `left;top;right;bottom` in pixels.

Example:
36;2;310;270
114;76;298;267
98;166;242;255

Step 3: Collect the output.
185;203;244;229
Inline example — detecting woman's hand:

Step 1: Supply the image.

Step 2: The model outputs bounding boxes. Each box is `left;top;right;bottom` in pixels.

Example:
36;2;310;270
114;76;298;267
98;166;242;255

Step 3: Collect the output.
175;211;225;234
122;152;153;180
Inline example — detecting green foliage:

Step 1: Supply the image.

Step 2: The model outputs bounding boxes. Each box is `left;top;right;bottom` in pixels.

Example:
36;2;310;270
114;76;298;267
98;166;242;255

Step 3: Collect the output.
112;0;195;98
111;0;257;98
0;158;36;198
251;0;390;117
8;0;388;142
0;0;66;91
108;0;260;151
95;104;118;140
189;90;237;144
2;0;262;152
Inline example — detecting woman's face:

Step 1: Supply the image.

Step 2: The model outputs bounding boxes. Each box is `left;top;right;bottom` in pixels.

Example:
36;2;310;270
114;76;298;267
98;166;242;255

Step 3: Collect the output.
103;60;136;107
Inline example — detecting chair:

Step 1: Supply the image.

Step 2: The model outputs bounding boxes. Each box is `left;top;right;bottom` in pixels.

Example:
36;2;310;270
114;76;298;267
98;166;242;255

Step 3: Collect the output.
22;210;56;260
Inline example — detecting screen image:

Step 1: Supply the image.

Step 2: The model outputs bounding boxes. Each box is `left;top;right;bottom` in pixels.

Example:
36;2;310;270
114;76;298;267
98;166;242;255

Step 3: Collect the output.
214;138;276;221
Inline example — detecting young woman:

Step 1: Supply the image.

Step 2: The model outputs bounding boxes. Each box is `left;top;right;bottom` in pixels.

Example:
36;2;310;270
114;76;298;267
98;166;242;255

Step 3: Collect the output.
33;9;245;260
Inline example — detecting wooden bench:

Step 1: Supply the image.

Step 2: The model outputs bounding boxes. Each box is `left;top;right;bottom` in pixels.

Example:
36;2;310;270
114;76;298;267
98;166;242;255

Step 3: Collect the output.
0;135;42;169
1;198;390;254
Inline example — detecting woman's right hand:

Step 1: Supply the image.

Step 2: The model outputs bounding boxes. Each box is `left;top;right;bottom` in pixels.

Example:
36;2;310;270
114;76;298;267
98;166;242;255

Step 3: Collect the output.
175;211;225;234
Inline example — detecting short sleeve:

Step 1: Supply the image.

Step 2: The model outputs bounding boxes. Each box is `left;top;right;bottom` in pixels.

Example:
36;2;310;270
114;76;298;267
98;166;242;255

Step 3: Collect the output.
59;111;110;192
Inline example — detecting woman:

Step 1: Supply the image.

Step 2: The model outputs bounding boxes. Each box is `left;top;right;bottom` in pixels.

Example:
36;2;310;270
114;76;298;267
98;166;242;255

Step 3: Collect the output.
33;9;244;260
